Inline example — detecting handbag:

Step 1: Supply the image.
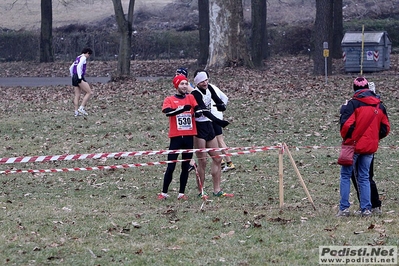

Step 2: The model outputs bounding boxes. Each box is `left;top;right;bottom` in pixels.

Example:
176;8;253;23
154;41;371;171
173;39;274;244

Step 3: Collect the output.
337;140;356;166
337;105;379;166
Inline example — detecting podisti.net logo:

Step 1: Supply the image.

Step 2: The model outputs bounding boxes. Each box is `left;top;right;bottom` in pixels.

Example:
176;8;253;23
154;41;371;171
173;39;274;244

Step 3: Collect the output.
319;246;397;265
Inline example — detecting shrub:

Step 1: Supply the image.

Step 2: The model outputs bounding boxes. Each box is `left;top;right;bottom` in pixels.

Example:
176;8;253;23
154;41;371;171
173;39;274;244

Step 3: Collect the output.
0;30;38;61
2;19;399;62
344;19;399;48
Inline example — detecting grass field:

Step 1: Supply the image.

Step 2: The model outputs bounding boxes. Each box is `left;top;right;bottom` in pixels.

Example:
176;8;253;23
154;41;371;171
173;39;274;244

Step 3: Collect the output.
0;57;398;265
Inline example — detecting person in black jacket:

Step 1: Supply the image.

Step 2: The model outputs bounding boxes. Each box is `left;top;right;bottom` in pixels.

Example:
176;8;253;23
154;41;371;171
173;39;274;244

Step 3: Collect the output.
337;77;390;217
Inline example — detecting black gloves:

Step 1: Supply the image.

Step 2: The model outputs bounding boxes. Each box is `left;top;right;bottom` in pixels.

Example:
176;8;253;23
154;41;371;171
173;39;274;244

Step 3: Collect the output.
193;107;230;128
164;105;191;117
194;109;203;118
214;103;226;112
214;118;229;128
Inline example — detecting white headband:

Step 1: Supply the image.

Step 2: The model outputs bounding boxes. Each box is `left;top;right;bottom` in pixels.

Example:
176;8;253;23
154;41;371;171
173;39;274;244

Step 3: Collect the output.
194;72;208;85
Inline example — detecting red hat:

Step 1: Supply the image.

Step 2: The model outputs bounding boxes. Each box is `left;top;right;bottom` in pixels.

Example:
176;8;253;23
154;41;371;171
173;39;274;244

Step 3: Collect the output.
173;74;188;89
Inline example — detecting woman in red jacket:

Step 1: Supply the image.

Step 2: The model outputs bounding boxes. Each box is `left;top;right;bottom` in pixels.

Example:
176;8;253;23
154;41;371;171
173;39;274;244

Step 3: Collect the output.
337;77;390;217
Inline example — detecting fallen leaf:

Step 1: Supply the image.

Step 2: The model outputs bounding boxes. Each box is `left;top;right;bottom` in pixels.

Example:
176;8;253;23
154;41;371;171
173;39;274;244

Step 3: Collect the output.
132;222;141;228
253;221;262;227
220;231;235;238
383;219;393;223
368;223;375;230
168;246;182;250
135;249;143;254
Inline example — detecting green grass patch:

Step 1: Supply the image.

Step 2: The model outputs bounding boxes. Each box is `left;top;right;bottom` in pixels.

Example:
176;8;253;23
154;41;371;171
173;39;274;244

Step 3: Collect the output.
1;63;399;265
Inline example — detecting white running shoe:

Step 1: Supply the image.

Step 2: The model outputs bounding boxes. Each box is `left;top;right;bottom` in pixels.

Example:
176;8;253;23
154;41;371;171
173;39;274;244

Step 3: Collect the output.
78;107;88;116
336;208;350;217
222;162;236;172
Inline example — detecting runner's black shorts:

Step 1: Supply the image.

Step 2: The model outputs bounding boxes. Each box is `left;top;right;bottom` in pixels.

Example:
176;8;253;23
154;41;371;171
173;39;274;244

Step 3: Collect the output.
196;121;216;141
212;122;223;136
72;74;86;87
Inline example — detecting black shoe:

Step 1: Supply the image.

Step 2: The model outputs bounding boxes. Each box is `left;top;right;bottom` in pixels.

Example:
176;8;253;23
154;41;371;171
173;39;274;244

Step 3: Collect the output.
188;163;197;173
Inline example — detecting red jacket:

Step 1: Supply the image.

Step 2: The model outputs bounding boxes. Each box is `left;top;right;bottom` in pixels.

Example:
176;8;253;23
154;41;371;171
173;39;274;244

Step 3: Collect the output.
340;89;390;154
162;94;197;138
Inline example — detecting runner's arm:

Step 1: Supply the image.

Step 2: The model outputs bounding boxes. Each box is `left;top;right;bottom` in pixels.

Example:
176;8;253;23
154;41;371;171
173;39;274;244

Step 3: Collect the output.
76;56;86;79
163;105;191;117
191;91;229;127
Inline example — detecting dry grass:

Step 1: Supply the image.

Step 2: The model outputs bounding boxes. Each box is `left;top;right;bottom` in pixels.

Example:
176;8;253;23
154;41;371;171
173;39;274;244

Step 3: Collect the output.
0;57;398;265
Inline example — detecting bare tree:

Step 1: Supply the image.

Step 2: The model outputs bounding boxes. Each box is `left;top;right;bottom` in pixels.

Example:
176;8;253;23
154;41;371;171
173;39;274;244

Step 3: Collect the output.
40;0;54;62
313;0;333;75
332;0;343;59
207;0;252;69
251;0;266;68
112;0;135;77
198;0;209;66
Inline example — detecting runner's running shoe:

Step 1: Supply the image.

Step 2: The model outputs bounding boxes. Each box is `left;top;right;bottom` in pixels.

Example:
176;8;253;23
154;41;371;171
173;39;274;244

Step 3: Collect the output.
213;191;234;198
78;107;88;116
188;162;197;173
178;194;188;200
157;193;169;200
222;162;235;172
198;192;209;200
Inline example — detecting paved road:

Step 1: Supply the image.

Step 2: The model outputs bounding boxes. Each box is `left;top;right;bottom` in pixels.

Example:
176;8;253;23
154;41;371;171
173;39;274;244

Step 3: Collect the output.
0;76;161;87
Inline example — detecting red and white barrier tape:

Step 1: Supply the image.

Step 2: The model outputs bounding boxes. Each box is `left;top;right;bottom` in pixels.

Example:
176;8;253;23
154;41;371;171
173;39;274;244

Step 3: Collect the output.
286;145;397;150
2;144;395;175
0;146;281;165
0;148;270;175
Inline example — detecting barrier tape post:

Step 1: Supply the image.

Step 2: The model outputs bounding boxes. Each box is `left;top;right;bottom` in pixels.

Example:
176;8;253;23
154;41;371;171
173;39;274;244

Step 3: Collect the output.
283;143;316;210
278;144;284;209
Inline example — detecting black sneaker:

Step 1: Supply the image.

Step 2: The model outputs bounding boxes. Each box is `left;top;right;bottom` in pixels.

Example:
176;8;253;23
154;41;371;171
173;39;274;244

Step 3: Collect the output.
371;207;382;214
221;160;226;167
188;162;197;173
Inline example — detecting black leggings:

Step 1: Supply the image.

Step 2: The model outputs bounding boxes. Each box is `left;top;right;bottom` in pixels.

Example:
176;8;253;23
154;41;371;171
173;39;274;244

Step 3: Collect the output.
162;136;194;194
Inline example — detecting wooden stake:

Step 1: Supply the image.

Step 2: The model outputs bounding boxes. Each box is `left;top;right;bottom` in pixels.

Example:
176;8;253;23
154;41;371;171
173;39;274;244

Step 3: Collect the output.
283;143;317;211
278;146;284;209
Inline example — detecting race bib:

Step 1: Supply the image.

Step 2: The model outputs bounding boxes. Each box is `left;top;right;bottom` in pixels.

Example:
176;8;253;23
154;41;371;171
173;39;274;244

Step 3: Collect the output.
176;113;193;130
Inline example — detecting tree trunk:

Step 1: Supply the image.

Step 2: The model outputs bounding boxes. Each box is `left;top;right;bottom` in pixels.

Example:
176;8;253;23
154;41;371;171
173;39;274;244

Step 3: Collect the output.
332;0;343;59
112;0;135;77
262;1;268;60
198;0;209;66
313;0;333;75
207;0;253;69
39;0;54;63
251;0;267;68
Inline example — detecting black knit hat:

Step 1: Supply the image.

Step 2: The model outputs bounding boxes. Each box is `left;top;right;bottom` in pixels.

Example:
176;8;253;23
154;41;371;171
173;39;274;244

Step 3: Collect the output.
176;67;188;78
